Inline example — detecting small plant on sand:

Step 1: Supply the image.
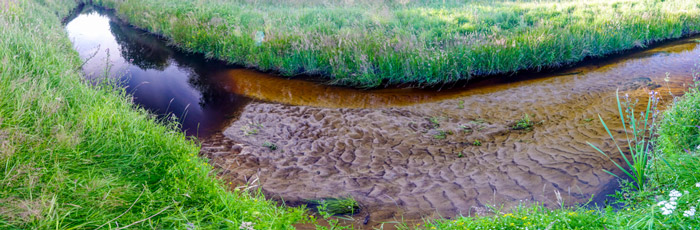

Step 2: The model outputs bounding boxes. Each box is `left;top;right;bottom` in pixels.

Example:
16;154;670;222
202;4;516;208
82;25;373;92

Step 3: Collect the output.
460;124;472;133
457;100;465;109
433;130;453;139
263;141;278;151
473;140;482;146
313;197;357;230
242;122;264;136
588;89;660;191
429;116;441;128
310;197;359;216
433;130;447;139
512;114;534;131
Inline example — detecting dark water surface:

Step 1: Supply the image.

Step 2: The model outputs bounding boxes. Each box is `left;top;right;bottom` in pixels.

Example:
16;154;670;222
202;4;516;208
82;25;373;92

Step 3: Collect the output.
66;6;250;138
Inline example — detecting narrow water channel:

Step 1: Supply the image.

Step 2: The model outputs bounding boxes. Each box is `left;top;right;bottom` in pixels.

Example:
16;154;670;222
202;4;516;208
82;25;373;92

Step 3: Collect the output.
66;5;699;229
65;6;250;138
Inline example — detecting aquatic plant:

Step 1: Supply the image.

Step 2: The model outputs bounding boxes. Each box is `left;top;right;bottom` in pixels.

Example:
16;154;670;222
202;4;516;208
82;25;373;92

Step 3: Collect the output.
433;130;447;139
512;114;534;131
309;197;360;216
242;122;263;136
262;141;278;151
588;89;660;191
429;116;441;128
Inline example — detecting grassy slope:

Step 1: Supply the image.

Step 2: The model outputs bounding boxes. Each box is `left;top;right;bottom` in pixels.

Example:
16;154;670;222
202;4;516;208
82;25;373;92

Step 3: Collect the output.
0;0;307;229
91;0;700;87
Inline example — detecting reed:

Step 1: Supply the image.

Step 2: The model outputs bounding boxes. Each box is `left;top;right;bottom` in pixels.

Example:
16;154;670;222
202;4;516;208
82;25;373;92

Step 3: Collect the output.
588;90;660;191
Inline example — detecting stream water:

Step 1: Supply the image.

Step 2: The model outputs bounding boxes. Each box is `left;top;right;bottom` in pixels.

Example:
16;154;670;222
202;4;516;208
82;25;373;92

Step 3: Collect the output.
66;6;699;229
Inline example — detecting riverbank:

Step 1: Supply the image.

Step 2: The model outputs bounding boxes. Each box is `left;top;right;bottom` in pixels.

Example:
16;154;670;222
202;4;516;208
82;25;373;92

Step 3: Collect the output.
90;0;700;87
0;0;307;228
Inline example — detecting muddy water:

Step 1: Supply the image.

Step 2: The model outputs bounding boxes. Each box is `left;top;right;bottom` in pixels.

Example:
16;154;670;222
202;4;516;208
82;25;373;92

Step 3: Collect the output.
66;5;699;229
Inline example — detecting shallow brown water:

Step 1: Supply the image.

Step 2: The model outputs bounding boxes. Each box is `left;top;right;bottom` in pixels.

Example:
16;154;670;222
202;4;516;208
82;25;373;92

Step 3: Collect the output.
203;40;699;228
66;5;700;229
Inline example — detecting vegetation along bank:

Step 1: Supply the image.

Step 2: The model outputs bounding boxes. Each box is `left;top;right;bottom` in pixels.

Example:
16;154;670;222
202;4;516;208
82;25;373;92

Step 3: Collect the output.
0;0;308;228
92;0;700;87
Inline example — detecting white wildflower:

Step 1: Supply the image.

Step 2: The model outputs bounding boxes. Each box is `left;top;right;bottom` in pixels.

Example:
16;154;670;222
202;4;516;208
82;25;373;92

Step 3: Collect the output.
239;222;255;230
696;182;700;188
670;190;682;198
663;208;674;215
684;207;696;217
659;199;678;215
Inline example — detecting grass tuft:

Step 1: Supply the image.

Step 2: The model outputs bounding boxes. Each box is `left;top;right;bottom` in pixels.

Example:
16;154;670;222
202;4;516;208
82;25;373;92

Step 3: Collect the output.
511;114;534;131
308;197;360;216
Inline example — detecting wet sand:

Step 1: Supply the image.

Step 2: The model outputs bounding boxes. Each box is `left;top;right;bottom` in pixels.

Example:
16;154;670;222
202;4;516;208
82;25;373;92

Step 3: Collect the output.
202;40;699;228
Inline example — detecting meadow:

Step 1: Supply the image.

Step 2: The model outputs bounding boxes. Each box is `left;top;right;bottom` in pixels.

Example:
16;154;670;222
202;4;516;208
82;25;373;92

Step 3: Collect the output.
91;0;700;87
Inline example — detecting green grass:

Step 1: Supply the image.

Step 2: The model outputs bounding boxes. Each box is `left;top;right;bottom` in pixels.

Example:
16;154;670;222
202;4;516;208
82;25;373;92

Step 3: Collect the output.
511;114;534;131
308;197;360;216
89;0;700;87
0;0;308;228
419;203;608;229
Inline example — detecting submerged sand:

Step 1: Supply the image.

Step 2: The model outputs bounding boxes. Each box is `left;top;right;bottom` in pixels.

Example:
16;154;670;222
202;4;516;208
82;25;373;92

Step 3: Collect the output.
201;39;699;227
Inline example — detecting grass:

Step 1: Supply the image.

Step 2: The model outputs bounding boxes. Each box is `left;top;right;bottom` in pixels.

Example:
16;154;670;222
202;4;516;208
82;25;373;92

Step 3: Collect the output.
472;139;482;146
588;90;659;191
262;141;278;151
419;203;608;229
88;0;700;87
511;114;534;131
0;0;308;229
308;197;360;216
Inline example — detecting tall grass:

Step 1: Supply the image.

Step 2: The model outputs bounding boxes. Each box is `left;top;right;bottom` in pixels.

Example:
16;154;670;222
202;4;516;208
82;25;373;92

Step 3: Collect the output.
89;0;700;87
0;0;307;228
588;90;660;191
